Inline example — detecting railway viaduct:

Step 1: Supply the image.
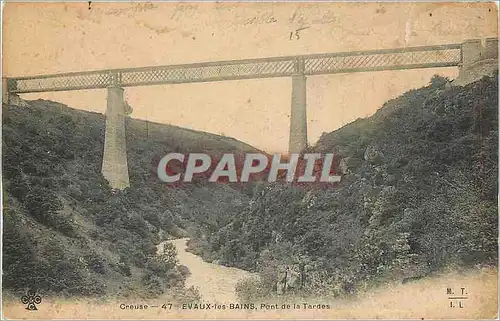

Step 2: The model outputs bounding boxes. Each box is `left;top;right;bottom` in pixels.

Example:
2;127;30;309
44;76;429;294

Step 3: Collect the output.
2;37;497;189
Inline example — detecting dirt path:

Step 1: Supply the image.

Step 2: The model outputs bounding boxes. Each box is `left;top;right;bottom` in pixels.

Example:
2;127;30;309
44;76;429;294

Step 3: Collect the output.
163;238;256;303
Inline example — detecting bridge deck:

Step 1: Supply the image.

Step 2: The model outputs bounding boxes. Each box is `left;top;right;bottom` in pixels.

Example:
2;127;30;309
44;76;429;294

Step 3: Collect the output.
7;43;462;94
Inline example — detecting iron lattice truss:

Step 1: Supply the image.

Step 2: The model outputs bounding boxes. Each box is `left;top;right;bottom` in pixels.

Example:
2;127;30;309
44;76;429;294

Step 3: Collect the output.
7;44;462;94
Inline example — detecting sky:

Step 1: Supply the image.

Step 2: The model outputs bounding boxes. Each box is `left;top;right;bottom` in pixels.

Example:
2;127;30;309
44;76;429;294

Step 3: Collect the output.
3;2;498;153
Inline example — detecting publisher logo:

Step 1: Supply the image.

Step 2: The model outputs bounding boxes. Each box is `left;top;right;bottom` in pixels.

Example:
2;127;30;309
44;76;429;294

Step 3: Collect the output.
21;289;42;311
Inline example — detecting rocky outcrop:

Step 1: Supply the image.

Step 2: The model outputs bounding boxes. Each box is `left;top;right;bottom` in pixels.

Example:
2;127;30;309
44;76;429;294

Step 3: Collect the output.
364;145;384;164
339;157;351;175
453;58;498;86
7;94;29;107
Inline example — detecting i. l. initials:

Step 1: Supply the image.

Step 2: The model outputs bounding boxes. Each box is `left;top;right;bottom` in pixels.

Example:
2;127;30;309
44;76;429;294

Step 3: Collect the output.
448;287;467;308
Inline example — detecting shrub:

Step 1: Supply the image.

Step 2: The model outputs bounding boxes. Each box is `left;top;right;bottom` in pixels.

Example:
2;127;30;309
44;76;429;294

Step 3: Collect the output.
235;277;268;302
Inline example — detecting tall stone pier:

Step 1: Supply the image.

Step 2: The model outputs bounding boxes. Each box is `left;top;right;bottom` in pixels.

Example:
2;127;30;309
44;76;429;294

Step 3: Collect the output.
102;85;130;189
289;58;308;154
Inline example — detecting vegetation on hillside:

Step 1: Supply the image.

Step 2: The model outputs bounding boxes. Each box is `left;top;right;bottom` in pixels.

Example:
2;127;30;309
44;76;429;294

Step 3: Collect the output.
3;73;497;302
2;100;250;298
187;74;499;300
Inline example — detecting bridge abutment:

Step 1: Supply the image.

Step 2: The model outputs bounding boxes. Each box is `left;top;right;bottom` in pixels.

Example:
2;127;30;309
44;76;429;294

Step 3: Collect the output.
102;86;130;190
483;37;499;59
289;60;308;154
461;39;483;68
2;78;8;105
461;37;498;69
454;38;498;86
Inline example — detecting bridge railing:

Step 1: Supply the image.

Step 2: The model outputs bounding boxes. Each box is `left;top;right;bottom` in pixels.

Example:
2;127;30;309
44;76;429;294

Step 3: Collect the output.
6;43;462;94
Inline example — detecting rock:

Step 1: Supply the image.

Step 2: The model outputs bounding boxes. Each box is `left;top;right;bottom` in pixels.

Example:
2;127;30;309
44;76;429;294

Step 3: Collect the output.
364;145;384;164
124;100;133;115
384;173;396;184
403;208;413;218
366;186;397;227
8;94;29;107
452;58;498;86
231;198;243;206
301;190;315;205
339;157;351;175
380;185;397;197
276;266;304;294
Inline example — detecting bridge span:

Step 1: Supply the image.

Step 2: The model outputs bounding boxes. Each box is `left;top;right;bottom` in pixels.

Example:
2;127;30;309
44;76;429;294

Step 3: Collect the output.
3;38;497;189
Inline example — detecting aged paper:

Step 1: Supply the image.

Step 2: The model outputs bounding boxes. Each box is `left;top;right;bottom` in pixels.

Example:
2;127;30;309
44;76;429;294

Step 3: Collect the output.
1;1;498;319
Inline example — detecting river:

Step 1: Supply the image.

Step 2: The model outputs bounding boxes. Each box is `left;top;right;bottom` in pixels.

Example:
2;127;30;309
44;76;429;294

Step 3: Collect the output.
164;238;256;303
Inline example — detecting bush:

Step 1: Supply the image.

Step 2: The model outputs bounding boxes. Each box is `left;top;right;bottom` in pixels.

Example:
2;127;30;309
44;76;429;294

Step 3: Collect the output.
115;262;132;277
178;265;191;277
235;277;268;302
142;273;166;297
157;242;179;270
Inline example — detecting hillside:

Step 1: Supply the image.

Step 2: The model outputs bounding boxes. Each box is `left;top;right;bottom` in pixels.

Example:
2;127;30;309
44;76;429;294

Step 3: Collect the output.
2;99;254;298
187;74;498;299
3;73;498;303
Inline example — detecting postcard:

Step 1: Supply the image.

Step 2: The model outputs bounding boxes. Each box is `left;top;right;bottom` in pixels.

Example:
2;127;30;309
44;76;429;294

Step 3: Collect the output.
2;2;498;319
